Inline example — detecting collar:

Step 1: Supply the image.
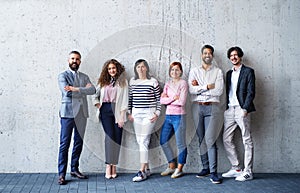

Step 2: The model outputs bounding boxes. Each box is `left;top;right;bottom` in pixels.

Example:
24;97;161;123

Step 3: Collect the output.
69;68;78;75
232;64;243;72
201;64;213;71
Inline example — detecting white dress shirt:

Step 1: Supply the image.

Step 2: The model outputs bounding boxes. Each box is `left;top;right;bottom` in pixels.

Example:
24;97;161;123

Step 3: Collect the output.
188;65;224;102
228;65;242;107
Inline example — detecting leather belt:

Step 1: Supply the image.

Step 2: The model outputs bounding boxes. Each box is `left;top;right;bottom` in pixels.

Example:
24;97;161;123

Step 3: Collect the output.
194;102;216;106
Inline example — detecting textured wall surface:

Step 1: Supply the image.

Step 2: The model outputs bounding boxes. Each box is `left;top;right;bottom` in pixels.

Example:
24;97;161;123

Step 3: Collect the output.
0;0;299;173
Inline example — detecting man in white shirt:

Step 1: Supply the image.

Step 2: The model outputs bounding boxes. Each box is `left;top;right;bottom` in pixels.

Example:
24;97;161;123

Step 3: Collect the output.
222;46;256;181
188;45;224;184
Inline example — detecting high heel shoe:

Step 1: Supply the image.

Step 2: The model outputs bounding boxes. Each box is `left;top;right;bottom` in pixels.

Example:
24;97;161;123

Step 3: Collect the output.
105;164;112;179
111;165;118;179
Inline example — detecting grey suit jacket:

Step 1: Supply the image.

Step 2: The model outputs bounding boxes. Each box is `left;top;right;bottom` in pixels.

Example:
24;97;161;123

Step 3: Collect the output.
58;69;96;118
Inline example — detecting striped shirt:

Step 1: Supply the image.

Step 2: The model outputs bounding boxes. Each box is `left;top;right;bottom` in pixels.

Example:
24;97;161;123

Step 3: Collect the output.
128;77;161;116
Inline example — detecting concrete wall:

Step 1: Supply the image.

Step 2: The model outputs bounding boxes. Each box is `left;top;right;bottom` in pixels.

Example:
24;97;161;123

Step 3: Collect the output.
0;0;299;173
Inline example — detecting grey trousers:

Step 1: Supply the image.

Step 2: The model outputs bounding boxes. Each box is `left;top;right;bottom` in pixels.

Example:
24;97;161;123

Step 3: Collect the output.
223;106;254;173
192;103;223;173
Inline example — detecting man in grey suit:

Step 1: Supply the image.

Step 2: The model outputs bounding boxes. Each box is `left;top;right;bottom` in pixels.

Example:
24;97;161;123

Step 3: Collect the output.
57;51;96;185
222;46;256;182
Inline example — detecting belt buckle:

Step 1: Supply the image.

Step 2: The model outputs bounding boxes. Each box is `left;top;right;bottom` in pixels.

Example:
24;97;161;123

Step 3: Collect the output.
203;102;211;105
196;101;211;105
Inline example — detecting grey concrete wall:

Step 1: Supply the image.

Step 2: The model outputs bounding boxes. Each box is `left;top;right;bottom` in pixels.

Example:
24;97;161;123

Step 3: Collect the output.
0;0;299;173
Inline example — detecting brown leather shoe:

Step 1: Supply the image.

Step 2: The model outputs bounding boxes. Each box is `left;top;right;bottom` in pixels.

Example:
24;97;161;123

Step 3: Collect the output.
58;176;66;185
70;171;88;179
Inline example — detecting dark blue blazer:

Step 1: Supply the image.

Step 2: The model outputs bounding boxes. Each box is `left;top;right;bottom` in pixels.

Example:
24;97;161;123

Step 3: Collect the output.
225;65;256;113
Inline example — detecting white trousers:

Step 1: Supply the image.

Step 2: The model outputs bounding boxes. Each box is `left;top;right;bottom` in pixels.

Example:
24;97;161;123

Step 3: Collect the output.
132;108;156;164
223;106;254;172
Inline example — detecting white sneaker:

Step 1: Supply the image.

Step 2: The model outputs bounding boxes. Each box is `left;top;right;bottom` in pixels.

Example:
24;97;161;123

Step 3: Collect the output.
145;169;151;177
222;169;242;178
161;167;175;176
235;171;253;181
171;168;183;178
132;171;147;182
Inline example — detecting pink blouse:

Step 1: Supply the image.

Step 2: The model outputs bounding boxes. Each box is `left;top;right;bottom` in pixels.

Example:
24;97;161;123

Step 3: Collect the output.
103;84;117;103
160;79;188;115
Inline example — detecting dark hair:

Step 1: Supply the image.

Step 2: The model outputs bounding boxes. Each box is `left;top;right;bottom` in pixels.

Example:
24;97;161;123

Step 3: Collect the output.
97;59;126;87
227;46;244;59
201;45;214;55
169;62;183;77
134;59;151;80
69;50;81;58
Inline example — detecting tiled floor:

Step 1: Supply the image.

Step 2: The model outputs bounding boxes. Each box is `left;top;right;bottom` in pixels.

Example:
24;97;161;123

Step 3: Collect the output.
0;173;299;193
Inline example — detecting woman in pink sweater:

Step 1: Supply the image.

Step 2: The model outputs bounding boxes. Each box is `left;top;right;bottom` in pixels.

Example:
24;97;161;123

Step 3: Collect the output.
160;62;188;178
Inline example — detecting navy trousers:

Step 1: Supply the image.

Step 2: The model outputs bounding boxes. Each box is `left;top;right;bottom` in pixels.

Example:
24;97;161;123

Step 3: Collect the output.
100;103;123;165
58;108;86;176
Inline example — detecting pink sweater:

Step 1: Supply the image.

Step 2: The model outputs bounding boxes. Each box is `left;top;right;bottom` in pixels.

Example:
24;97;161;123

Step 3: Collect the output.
160;79;188;115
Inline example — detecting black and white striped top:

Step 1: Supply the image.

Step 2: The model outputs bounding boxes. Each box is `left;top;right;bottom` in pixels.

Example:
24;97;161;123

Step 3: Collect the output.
128;77;161;116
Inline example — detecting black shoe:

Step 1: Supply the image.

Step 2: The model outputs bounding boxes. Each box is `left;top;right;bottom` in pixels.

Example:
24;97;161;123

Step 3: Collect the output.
70;171;88;179
196;169;210;178
210;172;222;184
58;176;67;185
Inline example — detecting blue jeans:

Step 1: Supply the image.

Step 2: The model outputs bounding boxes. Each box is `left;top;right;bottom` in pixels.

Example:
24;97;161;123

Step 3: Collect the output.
58;108;86;176
160;115;187;164
100;103;123;165
192;103;218;173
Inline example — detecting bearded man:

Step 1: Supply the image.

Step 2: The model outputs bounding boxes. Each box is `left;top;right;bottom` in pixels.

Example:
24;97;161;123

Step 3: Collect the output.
57;51;95;185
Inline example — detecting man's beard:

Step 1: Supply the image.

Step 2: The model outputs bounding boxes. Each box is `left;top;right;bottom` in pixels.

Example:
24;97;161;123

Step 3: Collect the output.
69;62;80;71
203;57;212;65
